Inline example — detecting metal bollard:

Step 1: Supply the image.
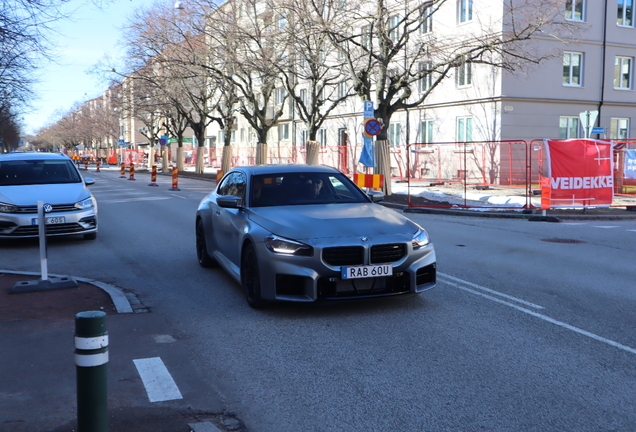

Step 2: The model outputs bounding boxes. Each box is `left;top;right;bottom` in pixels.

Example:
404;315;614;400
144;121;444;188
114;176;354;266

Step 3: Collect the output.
75;311;108;432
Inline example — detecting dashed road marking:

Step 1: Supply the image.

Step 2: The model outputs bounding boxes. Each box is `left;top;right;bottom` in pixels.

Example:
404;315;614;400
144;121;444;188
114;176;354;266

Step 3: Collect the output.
133;357;183;402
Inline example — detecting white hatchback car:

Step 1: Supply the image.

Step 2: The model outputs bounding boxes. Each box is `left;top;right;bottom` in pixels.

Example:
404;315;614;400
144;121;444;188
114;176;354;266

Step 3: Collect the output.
0;152;98;240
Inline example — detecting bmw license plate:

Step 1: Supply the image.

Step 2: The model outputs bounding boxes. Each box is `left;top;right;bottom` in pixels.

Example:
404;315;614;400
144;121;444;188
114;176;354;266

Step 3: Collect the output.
341;264;392;279
32;217;66;225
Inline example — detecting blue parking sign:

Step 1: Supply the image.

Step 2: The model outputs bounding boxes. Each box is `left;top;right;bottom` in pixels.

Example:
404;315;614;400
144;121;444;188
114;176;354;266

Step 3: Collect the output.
625;150;636;180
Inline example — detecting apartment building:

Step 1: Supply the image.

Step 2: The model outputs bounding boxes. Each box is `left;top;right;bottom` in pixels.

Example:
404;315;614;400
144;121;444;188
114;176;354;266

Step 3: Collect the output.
203;0;635;181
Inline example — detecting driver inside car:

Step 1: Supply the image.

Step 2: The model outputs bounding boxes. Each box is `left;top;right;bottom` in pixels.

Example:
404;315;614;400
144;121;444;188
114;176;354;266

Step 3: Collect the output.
306;177;324;199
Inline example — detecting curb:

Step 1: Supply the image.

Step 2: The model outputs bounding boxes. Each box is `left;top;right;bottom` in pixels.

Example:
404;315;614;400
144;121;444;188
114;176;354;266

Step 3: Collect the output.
381;202;636;220
1;270;133;313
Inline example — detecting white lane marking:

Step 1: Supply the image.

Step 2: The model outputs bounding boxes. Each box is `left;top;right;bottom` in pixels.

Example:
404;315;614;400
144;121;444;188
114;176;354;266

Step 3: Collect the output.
438;273;544;309
593;226;619;229
562;223;587;225
628;230;636;232
133;357;183;402
189;422;223;432
99;197;173;204
440;277;636;356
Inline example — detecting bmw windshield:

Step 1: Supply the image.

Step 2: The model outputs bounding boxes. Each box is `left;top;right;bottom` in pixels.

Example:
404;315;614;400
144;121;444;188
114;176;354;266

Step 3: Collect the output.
249;172;370;207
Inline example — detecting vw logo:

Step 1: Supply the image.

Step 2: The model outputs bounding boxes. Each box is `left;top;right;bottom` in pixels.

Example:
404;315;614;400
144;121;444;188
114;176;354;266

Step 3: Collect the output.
43;204;53;213
360;236;369;242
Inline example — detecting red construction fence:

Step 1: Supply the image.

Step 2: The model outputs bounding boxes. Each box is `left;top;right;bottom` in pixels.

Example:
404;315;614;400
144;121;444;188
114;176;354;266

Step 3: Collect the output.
81;139;636;209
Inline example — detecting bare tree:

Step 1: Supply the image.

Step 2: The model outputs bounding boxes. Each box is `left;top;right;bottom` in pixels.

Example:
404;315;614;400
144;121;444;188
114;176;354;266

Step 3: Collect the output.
273;0;354;163
204;0;289;164
318;0;579;190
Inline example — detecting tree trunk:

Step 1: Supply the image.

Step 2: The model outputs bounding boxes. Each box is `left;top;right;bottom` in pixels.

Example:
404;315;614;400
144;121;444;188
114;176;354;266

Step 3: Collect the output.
148;145;154;169
221;145;232;174
256;143;268;165
305;140;320;165
195;145;205;174
177;147;185;171
375;140;392;195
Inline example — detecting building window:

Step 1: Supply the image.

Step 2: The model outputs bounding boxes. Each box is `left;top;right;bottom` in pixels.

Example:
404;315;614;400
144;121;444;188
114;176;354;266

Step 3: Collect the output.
318;128;327;146
389;15;401;42
421;4;433;33
565;0;585;21
275;87;287;105
361;25;371;50
279;123;290;140
457;117;472;142
420;120;434;144
456;57;471;87
389;123;401;146
458;0;472;23
278;13;287;30
617;0;633;26
559;116;580;138
419;62;432;93
338;82;347;100
614;56;633;89
300;89;307;106
563;52;583;86
300;129;308;146
610;118;630;139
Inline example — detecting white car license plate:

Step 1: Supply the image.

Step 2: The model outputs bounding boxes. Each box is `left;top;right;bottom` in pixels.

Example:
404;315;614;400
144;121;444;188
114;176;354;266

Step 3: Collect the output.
32;216;66;225
341;264;392;279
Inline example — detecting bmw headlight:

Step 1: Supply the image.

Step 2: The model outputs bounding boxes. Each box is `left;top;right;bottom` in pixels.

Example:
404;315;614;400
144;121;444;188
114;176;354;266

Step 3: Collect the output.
265;235;313;256
412;228;430;249
75;197;95;210
0;202;19;213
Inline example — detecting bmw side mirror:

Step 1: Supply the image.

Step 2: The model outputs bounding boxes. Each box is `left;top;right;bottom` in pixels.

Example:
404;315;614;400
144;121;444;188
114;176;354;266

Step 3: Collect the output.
217;196;243;209
84;177;95;186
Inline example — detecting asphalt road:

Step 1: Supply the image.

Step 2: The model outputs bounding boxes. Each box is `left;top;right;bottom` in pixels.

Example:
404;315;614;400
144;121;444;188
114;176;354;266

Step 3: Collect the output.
3;168;635;432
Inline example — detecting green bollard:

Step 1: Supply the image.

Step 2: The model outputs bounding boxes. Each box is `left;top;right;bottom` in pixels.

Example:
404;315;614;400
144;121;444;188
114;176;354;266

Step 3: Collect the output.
75;311;108;432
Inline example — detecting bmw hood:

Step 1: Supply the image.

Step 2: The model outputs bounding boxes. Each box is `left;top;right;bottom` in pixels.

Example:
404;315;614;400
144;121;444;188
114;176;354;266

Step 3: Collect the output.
0;183;92;206
248;203;419;241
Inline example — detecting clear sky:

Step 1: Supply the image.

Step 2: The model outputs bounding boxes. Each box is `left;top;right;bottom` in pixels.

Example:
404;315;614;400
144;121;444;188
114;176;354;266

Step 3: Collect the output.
22;0;154;135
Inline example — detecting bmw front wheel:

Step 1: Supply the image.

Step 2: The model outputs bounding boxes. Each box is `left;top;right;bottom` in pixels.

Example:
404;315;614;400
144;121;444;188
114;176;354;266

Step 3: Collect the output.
241;243;268;308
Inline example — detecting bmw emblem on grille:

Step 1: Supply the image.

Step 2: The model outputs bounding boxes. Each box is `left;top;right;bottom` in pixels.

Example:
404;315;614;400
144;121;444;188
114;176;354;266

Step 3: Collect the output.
360;236;368;242
43;204;53;213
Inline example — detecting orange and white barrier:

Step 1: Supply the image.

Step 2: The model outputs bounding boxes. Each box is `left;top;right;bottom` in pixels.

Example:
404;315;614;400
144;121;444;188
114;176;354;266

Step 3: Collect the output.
128;163;136;181
170;167;180;191
148;165;158;186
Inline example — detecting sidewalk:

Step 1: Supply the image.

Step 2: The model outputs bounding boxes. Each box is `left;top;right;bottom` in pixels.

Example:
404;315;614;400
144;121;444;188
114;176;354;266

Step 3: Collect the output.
0;271;243;432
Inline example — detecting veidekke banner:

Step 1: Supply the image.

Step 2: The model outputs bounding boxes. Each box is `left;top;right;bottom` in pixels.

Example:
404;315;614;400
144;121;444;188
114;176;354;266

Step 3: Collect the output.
543;139;614;208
